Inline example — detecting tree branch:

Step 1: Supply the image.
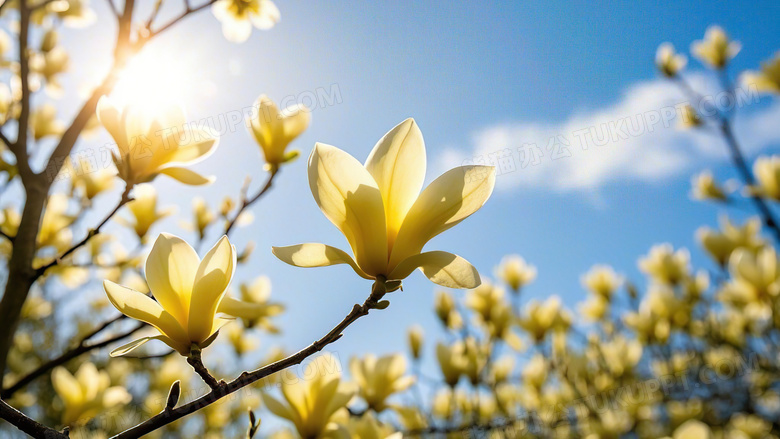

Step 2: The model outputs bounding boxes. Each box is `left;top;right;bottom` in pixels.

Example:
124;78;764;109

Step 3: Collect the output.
0;399;68;439
224;169;278;236
110;279;390;439
1;322;145;399
35;183;134;278
146;0;219;38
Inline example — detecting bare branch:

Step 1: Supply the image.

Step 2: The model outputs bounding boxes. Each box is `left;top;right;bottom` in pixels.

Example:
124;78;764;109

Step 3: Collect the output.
147;0;219;38
0;399;68;438
111;279;391;439
224;169;278;236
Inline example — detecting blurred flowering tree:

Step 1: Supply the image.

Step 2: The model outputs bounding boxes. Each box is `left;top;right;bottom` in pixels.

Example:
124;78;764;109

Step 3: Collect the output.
0;0;778;438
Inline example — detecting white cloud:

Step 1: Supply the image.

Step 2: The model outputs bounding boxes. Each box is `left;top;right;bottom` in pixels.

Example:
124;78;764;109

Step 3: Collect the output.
436;75;780;193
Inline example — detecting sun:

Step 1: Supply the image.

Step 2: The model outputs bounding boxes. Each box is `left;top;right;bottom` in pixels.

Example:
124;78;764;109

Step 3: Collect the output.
110;46;194;112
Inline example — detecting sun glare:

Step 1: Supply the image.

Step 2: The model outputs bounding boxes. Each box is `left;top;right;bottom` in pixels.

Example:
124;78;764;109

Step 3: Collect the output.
110;47;194;112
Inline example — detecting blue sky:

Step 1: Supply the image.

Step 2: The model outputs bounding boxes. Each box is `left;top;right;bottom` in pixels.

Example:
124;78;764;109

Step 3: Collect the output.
45;0;780;378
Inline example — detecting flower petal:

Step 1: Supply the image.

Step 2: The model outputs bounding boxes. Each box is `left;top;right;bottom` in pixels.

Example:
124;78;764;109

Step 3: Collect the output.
103;280;189;343
272;243;372;279
109;336;160;357
51;367;80;404
364;118;426;249
145;233;199;326
389;165;495;268
189;236;236;342
389;251;481;289
308;143;388;276
158;167;215;185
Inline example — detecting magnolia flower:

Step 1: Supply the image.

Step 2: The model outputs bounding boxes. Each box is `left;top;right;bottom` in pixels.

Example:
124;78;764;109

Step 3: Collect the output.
248;95;310;171
518;296;571;342
743;52;780;94
212;0;280;43
690;171;727;202
37;193;75;250
638;244;690;285
347;412;398;439
579;294;609;321
670;419;712;439
30;103;65;140
350;354;415;412
678;104;702;129
274;119;495;288
599;335;642;377
261;353;354;439
103;233;236;356
434;290;462;329
581;265;621;299
521;355;548;390
436;342;466;387
51;362;131;426
656;43;687;77
32;0;97;28
727;246;780;299
697;216;764;266
494;254;536;292
751;155;780;201
97;96;219;186
465;281;505;323
71;168;115;201
407;325;423;360
691;25;740;69
116;184;174;241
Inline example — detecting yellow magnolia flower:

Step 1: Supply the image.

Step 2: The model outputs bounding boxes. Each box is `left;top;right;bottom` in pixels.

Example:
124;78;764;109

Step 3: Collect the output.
690;171;727;202
97;96;219;186
103;233;236;356
226;323;257;356
725;246;780;300
581;265;621;299
691;25;740;69
217;275;284;330
697;216;764;266
212;0;280;43
433;290;462;329
494;254;536;292
671;419;712;439
37;193;75;250
465;281;505;323
518;296;571;342
347;412;398;439
248;95;310;171
51;362;131;426
751;155;780;201
521;354;547;390
33;0;97;28
678;104;702;129
350;354;415;412
274;119;495;288
600;335;642;377
656;43;687;77
435;342;466;387
407;325;423;360
30;103;65;140
638;244;690;285
184;197;215;240
261;353;355;439
579;295;609;321
743;52;780;94
116;184;174;241
71;168;115;201
32;45;69;96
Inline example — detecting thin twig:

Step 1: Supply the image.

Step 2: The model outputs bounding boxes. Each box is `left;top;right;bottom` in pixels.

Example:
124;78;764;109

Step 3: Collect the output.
224;169;278;236
35;183;134;277
0;399;68;439
147;0;219;38
1;322;145;399
111;279;390;439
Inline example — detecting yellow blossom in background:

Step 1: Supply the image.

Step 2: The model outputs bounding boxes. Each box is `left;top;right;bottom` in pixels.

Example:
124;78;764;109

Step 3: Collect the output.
30;103;65;140
690;171;728;202
183;197;215;240
51;362;131;426
97;96;220;186
433;290;462;329
751;155;780;201
518;296;571;342
274;119;495;288
248;95;310;171
32;45;69;96
599;335;642;377
724;246;780;301
407;325;423;360
347;412;397;439
116;184;174;241
226;323;257;355
656;43;687;77
261;353;354;439
581;265;621;299
218;275;284;330
212;0;280;43
691;25;740;69
103;233;236;356
436;342;466;387
669;419;712;439
37;193;74;250
350;353;415;411
697;216;764;266
71;167;115;201
579;295;609;321
743;52;780;94
677;104;702;129
32;0;97;28
521;354;548;390
494;254;536;292
638;244;690;285
465;281;505;323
